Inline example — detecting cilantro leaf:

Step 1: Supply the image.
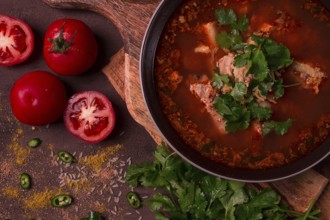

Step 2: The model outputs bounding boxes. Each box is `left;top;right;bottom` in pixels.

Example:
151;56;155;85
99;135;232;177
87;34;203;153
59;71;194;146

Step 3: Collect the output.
236;15;249;32
216;30;243;50
249;102;272;120
215;8;249;33
212;72;231;90
216;31;232;49
273;79;285;99
235;189;280;220
262;119;293;136
249;47;269;82
234;52;251;67
220;181;248;220
215;8;237;26
231;82;248;101
213;95;233;116
252;35;293;71
258;82;274;96
224;106;251;133
214;94;251;132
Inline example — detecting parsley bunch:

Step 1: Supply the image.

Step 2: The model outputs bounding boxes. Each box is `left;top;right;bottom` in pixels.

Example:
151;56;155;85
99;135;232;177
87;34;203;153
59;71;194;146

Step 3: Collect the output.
125;144;320;220
213;9;294;135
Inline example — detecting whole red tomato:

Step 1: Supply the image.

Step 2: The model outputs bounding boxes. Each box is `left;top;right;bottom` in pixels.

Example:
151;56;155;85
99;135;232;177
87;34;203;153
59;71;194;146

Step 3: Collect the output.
64;91;116;143
10;71;68;125
43;18;98;76
0;14;34;66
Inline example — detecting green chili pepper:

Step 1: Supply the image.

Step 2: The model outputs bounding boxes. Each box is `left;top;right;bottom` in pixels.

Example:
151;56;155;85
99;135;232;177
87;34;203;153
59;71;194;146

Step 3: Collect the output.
20;173;31;189
126;191;142;209
51;194;73;208
58;151;75;163
27;138;42;148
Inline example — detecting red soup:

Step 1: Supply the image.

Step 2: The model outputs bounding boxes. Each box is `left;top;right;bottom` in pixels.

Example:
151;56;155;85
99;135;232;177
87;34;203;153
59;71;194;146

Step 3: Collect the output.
155;0;330;169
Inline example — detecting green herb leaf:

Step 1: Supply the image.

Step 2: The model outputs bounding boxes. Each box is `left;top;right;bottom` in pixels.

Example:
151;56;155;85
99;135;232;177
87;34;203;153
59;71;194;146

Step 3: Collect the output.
249;102;272;120
273;79;285;99
215;8;237;26
213;95;233;116
234;52;251;67
249;47;269;82
231;82;248;101
212;73;223;90
262;119;293;136
126;143;321;220
216;30;243;50
258;82;274;96
252;35;293;71
236;15;249;32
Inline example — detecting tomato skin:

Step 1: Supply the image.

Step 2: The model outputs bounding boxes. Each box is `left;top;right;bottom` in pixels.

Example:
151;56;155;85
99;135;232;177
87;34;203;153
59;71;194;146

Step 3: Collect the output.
64;91;116;143
10;71;67;126
0;14;34;66
43;18;98;76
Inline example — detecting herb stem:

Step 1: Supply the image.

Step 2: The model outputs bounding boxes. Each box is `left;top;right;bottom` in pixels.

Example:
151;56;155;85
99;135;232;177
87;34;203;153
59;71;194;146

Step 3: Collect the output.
283;82;301;88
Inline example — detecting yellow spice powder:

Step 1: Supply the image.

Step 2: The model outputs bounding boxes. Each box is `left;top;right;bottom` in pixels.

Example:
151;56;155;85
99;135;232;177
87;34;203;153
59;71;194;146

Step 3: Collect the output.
81;144;122;173
8;128;31;165
23;188;63;210
2;187;20;198
94;202;107;214
66;178;89;189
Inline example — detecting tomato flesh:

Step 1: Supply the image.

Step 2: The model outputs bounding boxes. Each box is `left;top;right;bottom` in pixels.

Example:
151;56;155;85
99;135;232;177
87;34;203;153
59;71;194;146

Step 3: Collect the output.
64;91;115;143
10;71;67;125
0;15;34;66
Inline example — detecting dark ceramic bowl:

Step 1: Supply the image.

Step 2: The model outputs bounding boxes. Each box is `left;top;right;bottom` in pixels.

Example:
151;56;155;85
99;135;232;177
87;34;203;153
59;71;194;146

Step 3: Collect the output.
140;0;330;182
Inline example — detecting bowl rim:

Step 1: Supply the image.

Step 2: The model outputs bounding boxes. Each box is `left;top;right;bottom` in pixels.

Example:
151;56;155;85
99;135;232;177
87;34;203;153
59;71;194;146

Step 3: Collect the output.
140;0;330;182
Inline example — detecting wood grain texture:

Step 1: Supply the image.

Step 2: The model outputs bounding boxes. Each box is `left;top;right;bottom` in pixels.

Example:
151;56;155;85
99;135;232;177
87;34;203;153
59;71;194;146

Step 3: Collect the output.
43;0;329;214
266;170;328;213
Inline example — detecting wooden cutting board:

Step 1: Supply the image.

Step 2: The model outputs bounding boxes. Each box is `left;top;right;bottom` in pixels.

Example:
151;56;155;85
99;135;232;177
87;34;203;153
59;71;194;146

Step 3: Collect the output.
43;0;329;217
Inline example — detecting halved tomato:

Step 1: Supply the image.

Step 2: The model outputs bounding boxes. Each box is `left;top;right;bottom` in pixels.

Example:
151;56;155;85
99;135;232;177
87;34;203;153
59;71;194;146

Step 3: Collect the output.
0;14;34;66
64;91;116;143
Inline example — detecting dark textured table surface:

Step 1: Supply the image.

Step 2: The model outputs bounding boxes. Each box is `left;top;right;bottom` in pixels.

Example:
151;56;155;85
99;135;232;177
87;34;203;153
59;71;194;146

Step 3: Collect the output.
0;0;157;219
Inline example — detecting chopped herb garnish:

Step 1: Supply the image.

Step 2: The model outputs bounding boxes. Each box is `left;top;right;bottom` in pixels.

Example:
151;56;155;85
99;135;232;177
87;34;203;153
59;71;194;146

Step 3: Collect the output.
215;8;249;32
215;8;248;50
230;82;247;101
251;35;293;71
211;8;294;135
262;119;293;136
249;102;272;120
273;79;285;99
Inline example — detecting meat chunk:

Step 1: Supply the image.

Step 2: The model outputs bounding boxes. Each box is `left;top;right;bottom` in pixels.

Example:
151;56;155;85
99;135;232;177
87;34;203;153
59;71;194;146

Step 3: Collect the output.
216;53;252;86
290;62;327;94
194;45;211;54
202;22;218;48
190;82;227;134
194;22;219;55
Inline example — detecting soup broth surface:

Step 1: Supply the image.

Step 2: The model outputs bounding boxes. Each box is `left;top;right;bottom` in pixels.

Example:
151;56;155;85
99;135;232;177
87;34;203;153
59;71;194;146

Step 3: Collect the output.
155;0;330;169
